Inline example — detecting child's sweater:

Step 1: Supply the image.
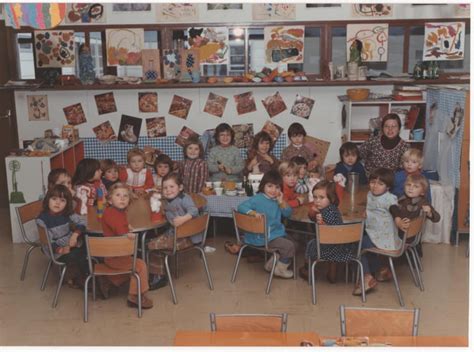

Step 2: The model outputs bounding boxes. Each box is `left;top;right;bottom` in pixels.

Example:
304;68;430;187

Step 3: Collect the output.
164;193;200;243
392;170;432;202
119;167;154;191
178;158;209;194
281;144;314;163
282;183;300;208
102;206;129;237
208;145;244;182
295;177;310;194
365;191;400;250
389;196;440;224
334;161;368;185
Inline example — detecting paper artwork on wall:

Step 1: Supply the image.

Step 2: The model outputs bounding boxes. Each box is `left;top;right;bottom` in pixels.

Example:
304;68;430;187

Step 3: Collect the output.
94;92;117;115
118;114;142;144
304;135;330;167
169;95;192;120
261;120;284;143
423;22;465;61
162;49;181;80
264;26;304;64
306;4;341;8
65;3;105;23
204;92;228;118
186;27;229;65
262;92;287;118
93;121;117;144
352;4;392;17
291;95;315;120
180;49;200;81
106;28;144;66
156;3;198;22
146;117;167;138
175;126;200;147
346;23;389;62
207;4;243;10
112;4;151;12
142;49;161;81
139;92;158;113
252;3;295;20
232;124;254;148
63;103;87;126
35;30;75;67
234;92;257;116
27;95;49;121
454;4;470;17
4;3;66;29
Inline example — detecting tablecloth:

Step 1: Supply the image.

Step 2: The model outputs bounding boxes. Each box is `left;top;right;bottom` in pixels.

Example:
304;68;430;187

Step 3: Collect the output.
202;194;250;218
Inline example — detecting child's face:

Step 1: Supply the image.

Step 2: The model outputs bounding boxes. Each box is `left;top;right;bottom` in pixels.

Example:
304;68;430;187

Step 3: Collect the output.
186;144;200;159
104;168;119;182
90;169;102;182
298;165;307;178
162;179;183;200
257;140;270;154
263;182;281;199
283;173;297;188
49;196;67;214
290;134;304;146
369;178;388;196
155;163;170;177
404;181;424;198
109;187;130;209
343;152;357;166
218;131;232;147
313;189;330;210
56;174;73;195
309;171;320;180
403;157;422;174
129;155;145;173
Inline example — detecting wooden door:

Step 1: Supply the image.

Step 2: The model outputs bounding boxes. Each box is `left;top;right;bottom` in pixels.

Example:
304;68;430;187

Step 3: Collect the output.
458;91;470;232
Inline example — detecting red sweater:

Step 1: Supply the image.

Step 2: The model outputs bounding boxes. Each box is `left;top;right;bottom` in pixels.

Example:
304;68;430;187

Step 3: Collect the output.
118;167;154;191
282;183;300;208
102;206;129;237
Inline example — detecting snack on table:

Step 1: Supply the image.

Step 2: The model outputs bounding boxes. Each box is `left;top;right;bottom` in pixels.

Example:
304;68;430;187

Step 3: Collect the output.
202;187;215;196
223;181;236;191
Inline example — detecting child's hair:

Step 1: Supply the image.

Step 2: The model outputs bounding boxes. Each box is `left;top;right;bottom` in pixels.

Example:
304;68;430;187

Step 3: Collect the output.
290;156;308;176
100;159;118;173
339;142;360;162
162;172;183;188
47;168;70;190
258;170;283;193
42;184;73;215
287;122;307;138
405;174;429;195
312;180;339;207
106;182;131;202
402;148;423;164
308;165;324;179
127;148;145;163
382;113;402;130
183;137;204;159
278;161;297;177
72;159;101;186
214;123;235;145
154;153;174;171
250;131;273;152
369;168;394;189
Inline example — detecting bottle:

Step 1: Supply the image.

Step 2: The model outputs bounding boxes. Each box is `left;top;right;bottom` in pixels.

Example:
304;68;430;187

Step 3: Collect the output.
413;62;422;80
422;62;428;80
244;176;253;196
427;61;434;79
433;61;439;79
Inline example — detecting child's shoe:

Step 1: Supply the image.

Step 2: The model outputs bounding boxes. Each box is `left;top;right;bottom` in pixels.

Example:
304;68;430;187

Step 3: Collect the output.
352;274;377;296
326;262;337;284
298;265;309;281
149;274;168;291
274;261;293;279
375;267;393;282
264;253;279;272
97;276;113;299
127;294;153;309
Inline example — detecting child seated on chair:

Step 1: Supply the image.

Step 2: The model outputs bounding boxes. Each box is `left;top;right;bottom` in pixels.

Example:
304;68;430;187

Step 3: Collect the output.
279;161;306;208
334;142;367;185
153;153;174;193
147;173;200;290
237;170;295;279
119;148;155;194
100;159;119;190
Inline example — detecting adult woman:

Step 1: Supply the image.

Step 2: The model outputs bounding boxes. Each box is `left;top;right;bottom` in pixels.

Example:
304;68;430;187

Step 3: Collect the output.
359;113;409;176
245;131;279;176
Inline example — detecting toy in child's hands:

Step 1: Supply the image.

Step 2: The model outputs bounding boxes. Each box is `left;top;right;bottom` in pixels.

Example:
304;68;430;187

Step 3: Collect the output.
333;173;346;187
150;192;162;213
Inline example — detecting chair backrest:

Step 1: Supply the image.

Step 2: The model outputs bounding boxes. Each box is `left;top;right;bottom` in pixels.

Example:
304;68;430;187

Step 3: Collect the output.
16;200;43;243
176;213;209;240
209;313;288;332
190;193;208;210
315;221;364;260
340;305;420;337
405;216;425;240
232;210;268;247
37;223;65;266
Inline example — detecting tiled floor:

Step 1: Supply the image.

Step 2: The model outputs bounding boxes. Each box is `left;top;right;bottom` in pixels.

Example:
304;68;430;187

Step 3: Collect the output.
0;212;469;346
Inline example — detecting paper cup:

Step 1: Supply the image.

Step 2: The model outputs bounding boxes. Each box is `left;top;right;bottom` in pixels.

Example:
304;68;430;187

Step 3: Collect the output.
213;181;222;188
214;187;223;195
205;182;213;188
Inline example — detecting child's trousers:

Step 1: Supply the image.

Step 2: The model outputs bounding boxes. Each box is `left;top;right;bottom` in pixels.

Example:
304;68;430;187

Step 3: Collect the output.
360;235;381;275
267;236;296;262
148;234;193;275
104;256;149;294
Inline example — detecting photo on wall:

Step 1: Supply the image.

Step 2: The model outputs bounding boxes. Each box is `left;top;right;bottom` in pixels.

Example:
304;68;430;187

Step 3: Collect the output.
261;120;284;143
27;95;49;121
94;92;117;115
232;124;254;148
175;126;200;147
93;121;117;144
234;91;257;115
118;114;142;144
169;95;192;119
291;95;315;120
138;92;158;113
204;92;228;118
262;91;287;118
63;103;87;125
146;117;167;138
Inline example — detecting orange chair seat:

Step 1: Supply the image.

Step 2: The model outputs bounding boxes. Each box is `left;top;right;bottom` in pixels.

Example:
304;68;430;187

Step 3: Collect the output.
93;263;131;275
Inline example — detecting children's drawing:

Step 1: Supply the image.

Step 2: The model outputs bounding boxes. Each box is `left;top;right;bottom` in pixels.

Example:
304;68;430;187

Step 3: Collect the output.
423;22;465;61
186;27;229;65
204;92;228;118
142;49;161;81
66;3;105;23
346;23;389;62
352;4;392;17
264;26;304;64
112;4;151;12
35;30;75;67
180;49;200;82
252;3;295;20
156;3;198;22
106;28;144;66
162;49;181;80
27;95;49;121
5;3;66;29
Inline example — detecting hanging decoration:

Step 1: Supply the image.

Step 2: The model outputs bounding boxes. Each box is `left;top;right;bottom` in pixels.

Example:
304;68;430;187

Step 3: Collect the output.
138;92;158;113
4;3;66;29
291;95;315;120
162;49;181;80
234;92;257;115
423;22;465;61
106;28;144;66
118;115;142;144
264;26;304;64
63;103;87;126
204;92;228;118
146;117;167;138
142;49;161;81
261;120;284;143
180;49;200;82
262;92;287;118
346;23;389;62
352;4;392;17
169;95;192;120
232;124;254;148
35;30;75;67
27;95;49;121
94;92;117;115
175;126;200;147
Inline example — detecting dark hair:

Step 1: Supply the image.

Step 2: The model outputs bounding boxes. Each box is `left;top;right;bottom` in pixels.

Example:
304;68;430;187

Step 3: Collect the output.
47;168;70;190
42;184;73;215
258;170;283;194
312;180;339;206
290;156;308;166
339;142;360;162
154;153;174;173
248;131;274;160
214;123;235;145
100;159;118;173
183;137;205;159
287;122;307;138
382;113;402;131
72;159;101;186
369;168;394;189
162;172;183;187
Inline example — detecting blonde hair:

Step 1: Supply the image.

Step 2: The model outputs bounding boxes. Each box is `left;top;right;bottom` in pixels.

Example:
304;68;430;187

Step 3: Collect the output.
405;174;429;195
278;161;297;177
127;148;145;163
106;182;131;202
402;148;423;164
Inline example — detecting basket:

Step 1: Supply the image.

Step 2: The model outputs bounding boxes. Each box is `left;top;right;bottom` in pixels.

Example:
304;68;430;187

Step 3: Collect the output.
347;88;370;101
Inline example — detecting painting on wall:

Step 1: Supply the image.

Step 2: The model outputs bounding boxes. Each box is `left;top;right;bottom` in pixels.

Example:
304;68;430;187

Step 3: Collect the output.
423;22;465;61
94;92;117;115
156;3;198;22
234;92;257;116
186;27;229;65
4;3;66;29
262;92;287;118
306;4;341;8
252;3;295;20
304;135;330;167
454;4;470;17
142;49;161;81
264;26;304;64
346;23;389;62
207;4;243;10
204;92;228;118
169;95;192;120
65;3;105;23
261;120;284;143
179;48;200;82
106;28;144;66
146;117;167;138
93;121;117;144
162;49;181;80
175;126;200;147
63;103;87;125
118;114;142;144
35;30;75;67
232;124;254;148
138;92;158;113
112;4;151;12
291;95;315;120
352;4;392;17
27;95;49;121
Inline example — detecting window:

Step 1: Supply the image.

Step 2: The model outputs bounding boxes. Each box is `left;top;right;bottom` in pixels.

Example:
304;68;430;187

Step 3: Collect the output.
90;32;104;77
61;32;85;76
17;33;35;79
290;27;321;74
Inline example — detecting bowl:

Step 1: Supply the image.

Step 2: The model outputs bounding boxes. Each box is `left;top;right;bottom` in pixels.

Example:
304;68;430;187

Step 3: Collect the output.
226;190;237;196
347;88;370;101
99;75;117;85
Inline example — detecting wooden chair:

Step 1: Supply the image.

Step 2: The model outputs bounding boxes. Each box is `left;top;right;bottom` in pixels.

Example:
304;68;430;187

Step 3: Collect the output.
364;215;426;307
83;234;142;322
231;210;296;295
310;221;366;304
403;216;427;291
209;313;288;332
340;305;420;337
16;200;43;281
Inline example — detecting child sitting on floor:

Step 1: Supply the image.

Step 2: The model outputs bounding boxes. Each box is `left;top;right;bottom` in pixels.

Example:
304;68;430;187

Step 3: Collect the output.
334;142;367;185
119;148;154;194
178;138;209;194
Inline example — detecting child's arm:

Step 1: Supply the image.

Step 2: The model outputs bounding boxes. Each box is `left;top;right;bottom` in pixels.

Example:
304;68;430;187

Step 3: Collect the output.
389;204;410;231
118;167;128;183
228;147;244;175
277;192;293;218
237;196;258;215
197;160;209;191
421;204;441;223
144;169;155;190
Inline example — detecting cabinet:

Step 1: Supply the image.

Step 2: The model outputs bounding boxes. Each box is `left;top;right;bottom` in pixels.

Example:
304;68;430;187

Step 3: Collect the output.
5;140;84;243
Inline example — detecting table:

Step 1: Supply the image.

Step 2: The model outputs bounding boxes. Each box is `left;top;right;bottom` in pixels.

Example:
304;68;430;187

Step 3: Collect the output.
202;194;250;237
319;335;468;347
174;331;320;346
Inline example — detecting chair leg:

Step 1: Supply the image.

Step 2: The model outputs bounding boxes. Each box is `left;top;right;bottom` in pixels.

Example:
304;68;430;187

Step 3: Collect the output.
83;275;92;322
52;266;67;308
20;245;37;281
345;262;349;284
410;249;424;291
311;261;318;304
307;259;312;286
455;231;459;246
293;254;297;280
231;245;247;283
197;247;214;290
174;253;179;279
40;260;53;291
134;273;142;318
414;248;423;272
165;255;177;304
92;276;96;301
265;254;278;295
388;257;404;307
141;232;147;262
355;260;366;303
405;251;419;287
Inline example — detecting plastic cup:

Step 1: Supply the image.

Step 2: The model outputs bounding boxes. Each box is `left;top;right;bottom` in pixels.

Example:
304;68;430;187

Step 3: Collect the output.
214;187;223;195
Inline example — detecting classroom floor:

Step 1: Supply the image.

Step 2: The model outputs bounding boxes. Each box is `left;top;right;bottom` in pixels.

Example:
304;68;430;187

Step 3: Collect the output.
0;211;470;346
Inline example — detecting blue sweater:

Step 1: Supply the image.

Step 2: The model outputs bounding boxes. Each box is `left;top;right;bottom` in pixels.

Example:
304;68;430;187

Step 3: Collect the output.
237;193;292;246
334;161;368;185
393;170;432;203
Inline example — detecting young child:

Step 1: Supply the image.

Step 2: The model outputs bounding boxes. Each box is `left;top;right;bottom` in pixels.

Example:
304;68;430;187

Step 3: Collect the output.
73;159;107;216
291;156;309;195
245;131;279;176
100;159;119;190
208;123;244;182
101;183;153;309
119;148;154;193
36;184;88;286
178;138;209;194
334;142;368;185
281;123;317;170
153;153;174;192
147;173;200;290
237;170;295;278
307;165;324;202
279;161;306;208
393;148;432;202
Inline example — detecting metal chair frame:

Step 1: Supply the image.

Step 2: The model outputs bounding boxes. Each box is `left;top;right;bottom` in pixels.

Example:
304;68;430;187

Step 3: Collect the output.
209;313;288;332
